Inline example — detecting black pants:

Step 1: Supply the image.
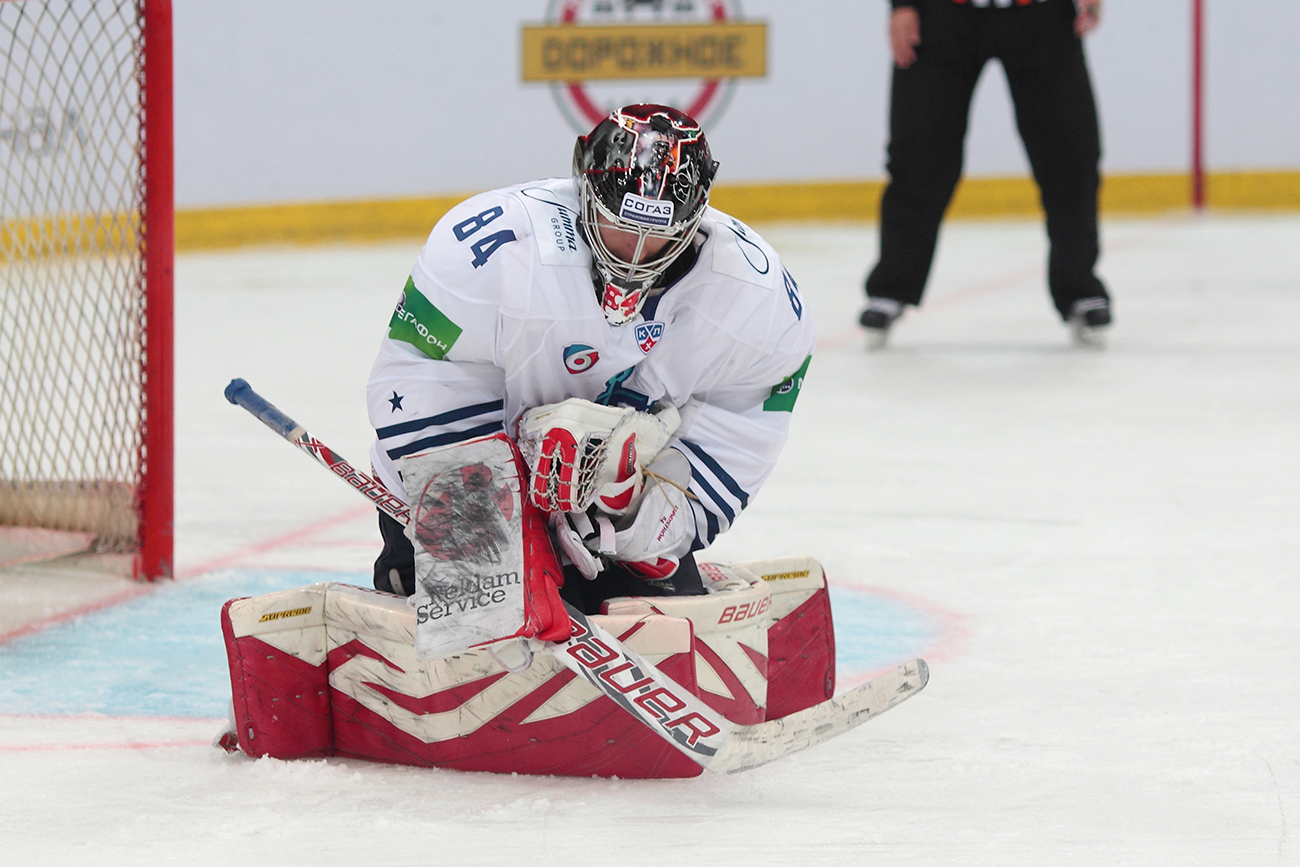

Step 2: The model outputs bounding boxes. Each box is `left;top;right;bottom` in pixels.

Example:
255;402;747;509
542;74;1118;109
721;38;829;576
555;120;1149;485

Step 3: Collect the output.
866;0;1107;319
373;508;706;614
558;554;707;615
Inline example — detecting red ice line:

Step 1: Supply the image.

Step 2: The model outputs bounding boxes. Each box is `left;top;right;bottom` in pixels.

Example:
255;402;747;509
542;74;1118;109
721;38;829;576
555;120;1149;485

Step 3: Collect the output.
0;740;213;753
815;230;1153;353
816;264;1043;353
0;506;374;650
178;504;374;579
0;507;375;751
0;585;153;648
0;712;225;723
829;577;971;693
0;713;227;754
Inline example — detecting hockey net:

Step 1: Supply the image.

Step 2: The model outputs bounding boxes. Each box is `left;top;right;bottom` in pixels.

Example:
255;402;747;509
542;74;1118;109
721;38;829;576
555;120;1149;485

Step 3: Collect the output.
0;0;172;578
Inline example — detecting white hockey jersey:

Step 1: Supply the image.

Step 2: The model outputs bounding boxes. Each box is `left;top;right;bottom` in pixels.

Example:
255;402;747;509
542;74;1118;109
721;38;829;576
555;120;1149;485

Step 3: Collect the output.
366;177;814;555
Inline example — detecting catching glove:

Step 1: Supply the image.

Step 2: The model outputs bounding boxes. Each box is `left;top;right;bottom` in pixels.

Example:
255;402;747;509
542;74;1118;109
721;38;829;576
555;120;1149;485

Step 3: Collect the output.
517;397;679;514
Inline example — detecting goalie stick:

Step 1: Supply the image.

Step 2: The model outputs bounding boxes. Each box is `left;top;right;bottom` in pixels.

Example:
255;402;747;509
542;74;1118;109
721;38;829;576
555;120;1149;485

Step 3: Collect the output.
223;377;928;773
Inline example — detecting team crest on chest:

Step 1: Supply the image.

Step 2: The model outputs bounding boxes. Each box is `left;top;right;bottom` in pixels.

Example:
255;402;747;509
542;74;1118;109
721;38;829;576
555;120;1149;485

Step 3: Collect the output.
634;321;665;354
563;343;600;374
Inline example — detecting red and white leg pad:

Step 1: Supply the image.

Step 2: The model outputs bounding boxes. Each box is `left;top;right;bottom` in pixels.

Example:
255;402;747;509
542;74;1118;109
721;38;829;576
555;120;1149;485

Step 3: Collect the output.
222;582;704;777
732;556;837;719
602;556;835;725
219;556;836;777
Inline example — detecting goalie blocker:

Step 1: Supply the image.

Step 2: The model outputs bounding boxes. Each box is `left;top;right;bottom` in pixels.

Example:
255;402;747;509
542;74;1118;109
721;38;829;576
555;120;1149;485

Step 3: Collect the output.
396;433;569;658
219;555;837;777
376;427;710;621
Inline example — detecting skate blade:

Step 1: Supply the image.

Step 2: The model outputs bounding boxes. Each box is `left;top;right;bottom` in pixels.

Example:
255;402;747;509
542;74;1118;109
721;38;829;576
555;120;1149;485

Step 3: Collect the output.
1070;320;1109;348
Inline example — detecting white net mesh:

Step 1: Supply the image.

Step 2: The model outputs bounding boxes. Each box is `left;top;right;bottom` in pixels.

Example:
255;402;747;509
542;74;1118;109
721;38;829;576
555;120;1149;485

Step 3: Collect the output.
0;0;145;551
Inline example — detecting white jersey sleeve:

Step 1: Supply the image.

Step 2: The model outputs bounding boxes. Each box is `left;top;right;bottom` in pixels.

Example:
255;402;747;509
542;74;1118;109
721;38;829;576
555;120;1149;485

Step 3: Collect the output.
366;188;534;500
622;213;816;555
673;346;811;554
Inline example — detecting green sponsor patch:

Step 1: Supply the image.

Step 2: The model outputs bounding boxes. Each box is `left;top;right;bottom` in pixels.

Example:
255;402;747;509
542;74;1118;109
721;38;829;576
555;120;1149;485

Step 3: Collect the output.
762;354;811;412
388;277;462;360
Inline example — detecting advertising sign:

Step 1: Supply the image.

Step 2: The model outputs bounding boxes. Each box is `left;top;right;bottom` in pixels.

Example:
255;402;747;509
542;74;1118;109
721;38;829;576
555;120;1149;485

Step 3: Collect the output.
522;0;766;131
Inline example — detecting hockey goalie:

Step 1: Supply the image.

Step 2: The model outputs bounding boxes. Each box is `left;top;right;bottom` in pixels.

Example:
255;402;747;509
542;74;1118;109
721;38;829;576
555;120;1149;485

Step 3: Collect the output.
220;105;925;777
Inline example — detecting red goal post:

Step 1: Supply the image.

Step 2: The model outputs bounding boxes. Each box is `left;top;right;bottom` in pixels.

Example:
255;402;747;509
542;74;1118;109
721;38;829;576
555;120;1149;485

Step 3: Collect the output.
0;0;172;580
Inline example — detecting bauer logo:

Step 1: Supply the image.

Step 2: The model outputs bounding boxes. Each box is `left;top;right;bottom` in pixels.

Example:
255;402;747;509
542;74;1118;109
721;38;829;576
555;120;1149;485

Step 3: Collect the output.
634;321;664;354
718;595;772;625
563;613;724;755
619;193;674;227
563;343;600;373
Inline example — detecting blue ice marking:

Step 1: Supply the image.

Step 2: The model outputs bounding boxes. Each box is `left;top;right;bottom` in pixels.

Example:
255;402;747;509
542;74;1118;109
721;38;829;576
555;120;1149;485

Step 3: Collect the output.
0;575;942;719
0;569;369;719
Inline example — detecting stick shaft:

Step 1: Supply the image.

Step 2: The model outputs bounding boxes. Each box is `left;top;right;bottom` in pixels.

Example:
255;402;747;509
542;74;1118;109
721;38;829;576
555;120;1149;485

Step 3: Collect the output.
224;378;409;524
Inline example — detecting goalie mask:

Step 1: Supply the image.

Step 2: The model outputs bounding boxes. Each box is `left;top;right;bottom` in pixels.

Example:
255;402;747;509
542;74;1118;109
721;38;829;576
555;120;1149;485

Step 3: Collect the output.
573;104;719;325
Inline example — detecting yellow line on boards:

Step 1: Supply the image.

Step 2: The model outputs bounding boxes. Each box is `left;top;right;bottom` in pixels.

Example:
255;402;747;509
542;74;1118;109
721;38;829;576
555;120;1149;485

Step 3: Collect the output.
173;171;1300;251
174;195;467;251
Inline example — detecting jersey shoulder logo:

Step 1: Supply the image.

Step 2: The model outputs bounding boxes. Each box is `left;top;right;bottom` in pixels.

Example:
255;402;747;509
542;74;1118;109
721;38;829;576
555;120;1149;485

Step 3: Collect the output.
389;277;462;360
763;355;812;412
712;218;778;289
519;185;586;268
563;344;600;374
634;321;665;354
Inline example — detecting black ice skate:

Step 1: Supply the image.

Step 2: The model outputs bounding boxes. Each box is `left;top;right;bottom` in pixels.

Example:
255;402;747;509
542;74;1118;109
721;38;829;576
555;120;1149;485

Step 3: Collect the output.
859;297;904;349
1068;297;1112;346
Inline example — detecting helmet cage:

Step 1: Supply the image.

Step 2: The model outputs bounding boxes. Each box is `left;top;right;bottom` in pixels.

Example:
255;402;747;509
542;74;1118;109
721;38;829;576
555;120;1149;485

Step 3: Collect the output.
574;105;717;325
579;180;707;321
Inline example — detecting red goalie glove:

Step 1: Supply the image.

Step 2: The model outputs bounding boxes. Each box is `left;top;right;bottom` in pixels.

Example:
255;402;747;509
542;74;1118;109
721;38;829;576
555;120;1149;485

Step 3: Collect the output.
517;397;680;515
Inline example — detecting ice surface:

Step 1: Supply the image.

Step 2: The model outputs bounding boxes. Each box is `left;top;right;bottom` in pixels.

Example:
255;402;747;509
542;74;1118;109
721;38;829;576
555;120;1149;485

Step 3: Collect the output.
2;214;1299;866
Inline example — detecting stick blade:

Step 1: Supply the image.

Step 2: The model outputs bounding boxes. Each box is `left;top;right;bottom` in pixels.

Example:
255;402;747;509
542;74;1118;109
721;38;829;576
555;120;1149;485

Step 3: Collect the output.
707;658;929;774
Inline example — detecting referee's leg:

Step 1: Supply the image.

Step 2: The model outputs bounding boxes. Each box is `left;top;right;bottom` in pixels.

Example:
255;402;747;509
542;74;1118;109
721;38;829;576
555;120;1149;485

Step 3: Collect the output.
867;1;984;308
1000;0;1107;319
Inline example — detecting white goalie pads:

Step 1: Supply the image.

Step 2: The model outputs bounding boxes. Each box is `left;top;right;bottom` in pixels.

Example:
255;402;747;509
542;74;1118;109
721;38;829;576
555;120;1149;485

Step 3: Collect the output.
517;397;680;515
